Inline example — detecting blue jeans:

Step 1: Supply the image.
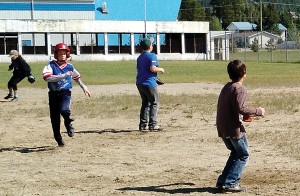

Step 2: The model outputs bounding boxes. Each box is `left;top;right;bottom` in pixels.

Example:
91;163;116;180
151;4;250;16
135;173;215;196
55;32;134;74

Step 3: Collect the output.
137;85;159;128
48;90;72;143
217;135;249;187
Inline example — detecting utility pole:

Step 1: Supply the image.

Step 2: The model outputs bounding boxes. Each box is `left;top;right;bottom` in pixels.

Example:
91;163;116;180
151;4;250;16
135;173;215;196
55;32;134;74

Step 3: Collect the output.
260;0;263;49
144;0;147;38
250;0;263;48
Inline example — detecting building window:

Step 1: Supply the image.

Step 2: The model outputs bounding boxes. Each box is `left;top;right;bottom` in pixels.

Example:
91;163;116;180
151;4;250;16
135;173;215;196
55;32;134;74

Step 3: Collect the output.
160;33;181;53
185;33;206;53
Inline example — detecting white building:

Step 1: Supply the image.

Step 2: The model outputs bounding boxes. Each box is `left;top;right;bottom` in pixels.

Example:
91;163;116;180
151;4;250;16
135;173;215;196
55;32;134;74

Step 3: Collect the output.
0;0;219;62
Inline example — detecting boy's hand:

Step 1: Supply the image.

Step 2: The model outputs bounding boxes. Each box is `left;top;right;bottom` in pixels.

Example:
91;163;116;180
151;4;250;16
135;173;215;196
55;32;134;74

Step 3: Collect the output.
84;90;91;97
259;107;265;116
66;71;73;76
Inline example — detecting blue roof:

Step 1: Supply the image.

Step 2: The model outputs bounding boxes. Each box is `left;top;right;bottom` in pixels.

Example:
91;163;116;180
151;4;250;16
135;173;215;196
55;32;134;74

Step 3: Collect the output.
95;0;181;21
231;22;257;30
277;23;287;31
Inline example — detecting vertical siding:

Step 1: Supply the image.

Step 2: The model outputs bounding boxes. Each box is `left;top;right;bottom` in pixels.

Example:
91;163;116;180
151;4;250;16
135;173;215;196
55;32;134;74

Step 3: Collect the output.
0;11;31;19
0;11;93;20
34;11;94;20
0;0;94;3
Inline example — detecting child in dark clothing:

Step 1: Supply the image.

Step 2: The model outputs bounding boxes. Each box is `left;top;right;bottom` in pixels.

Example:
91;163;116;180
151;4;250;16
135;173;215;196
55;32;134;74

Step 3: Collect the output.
216;60;265;192
4;50;35;101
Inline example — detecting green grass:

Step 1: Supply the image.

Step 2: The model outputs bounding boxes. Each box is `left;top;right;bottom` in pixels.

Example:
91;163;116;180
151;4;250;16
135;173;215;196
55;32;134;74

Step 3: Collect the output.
1;60;300;89
230;49;300;63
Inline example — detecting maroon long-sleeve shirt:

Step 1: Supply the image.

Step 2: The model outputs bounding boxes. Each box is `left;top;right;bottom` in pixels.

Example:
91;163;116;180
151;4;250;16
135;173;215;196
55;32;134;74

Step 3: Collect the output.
216;82;263;139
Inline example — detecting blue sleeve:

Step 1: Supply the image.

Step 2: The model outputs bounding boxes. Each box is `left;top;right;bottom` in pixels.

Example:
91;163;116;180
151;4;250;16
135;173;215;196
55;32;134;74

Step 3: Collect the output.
149;53;158;66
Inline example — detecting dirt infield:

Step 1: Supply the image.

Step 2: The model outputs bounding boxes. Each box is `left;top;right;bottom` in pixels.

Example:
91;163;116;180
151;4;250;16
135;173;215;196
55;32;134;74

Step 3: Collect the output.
0;83;299;195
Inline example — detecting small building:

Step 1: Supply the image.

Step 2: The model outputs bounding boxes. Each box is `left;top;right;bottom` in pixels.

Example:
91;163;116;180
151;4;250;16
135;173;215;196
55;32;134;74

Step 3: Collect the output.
226;22;257;32
231;31;281;48
276;23;288;41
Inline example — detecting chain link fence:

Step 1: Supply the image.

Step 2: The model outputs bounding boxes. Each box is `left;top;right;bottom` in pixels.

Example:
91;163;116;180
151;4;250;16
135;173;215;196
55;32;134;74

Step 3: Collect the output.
213;31;300;63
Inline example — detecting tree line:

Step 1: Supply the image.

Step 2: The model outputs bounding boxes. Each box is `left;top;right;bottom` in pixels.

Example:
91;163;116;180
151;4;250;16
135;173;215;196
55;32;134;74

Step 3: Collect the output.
178;0;300;41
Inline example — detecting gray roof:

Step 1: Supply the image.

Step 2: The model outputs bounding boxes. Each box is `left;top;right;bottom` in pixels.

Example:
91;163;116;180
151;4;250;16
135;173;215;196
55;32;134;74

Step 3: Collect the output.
228;22;257;30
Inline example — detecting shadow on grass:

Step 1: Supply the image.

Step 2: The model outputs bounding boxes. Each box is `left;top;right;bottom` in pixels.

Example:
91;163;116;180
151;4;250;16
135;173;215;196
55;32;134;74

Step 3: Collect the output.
0;146;55;153
117;182;222;194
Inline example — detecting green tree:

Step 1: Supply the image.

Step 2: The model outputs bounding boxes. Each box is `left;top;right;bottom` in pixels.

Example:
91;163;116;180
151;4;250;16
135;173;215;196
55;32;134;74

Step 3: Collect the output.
250;37;259;52
178;0;206;21
210;0;248;29
265;39;277;51
210;15;222;31
262;2;280;35
280;12;297;41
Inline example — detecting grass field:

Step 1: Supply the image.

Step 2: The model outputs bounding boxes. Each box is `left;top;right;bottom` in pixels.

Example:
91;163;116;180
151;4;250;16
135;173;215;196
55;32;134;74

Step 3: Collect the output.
230;49;300;63
1;60;300;89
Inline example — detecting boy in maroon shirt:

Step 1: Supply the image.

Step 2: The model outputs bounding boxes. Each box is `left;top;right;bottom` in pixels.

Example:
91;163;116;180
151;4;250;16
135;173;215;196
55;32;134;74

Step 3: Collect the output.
216;60;265;192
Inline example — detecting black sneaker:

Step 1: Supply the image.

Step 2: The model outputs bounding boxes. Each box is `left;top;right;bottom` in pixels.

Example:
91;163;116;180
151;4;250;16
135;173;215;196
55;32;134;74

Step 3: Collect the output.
139;125;147;131
57;140;65;147
4;94;13;99
215;182;224;191
67;123;74;137
11;96;18;101
149;125;164;131
222;185;247;193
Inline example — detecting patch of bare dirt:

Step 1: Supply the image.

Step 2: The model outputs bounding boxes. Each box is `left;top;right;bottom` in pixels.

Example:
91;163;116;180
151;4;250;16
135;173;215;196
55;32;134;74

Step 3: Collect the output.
0;83;299;195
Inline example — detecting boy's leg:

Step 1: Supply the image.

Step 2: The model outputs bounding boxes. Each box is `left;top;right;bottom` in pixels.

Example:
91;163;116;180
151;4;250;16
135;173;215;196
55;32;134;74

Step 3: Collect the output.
60;91;74;137
5;76;16;99
137;85;150;130
49;92;63;146
147;87;159;129
223;135;249;189
9;75;24;101
216;138;236;188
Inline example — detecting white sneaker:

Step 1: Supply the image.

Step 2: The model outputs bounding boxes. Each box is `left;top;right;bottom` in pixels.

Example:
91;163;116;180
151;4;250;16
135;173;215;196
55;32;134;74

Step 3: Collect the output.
149;125;164;131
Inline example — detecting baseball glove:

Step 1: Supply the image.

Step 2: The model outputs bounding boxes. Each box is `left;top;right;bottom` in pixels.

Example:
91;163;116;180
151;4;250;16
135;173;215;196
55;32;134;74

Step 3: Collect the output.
156;78;164;85
28;75;36;84
242;115;254;122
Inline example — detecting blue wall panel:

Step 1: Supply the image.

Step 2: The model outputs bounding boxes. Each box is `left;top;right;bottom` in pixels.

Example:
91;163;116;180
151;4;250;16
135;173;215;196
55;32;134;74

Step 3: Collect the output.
95;0;181;21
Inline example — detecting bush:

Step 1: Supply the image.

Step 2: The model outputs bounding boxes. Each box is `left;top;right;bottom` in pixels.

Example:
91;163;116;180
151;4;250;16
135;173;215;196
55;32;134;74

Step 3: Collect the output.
250;38;259;52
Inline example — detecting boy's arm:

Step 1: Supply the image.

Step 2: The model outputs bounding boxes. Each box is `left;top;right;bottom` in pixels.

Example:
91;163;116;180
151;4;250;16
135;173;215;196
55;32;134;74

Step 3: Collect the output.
42;64;71;82
72;69;91;97
236;87;263;116
150;65;164;74
20;58;32;76
8;63;14;71
74;79;91;97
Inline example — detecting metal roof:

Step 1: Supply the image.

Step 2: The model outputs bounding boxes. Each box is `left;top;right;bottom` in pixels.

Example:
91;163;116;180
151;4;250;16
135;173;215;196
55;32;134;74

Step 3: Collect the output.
277;23;287;31
228;22;257;30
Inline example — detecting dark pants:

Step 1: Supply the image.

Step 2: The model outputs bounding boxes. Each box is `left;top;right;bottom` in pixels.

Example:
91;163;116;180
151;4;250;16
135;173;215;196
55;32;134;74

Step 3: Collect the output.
8;75;26;90
137;85;159;128
48;90;73;143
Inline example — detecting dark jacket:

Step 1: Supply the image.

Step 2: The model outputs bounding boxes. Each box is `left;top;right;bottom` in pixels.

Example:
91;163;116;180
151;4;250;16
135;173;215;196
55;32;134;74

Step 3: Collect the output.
9;56;31;77
216;82;263;139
